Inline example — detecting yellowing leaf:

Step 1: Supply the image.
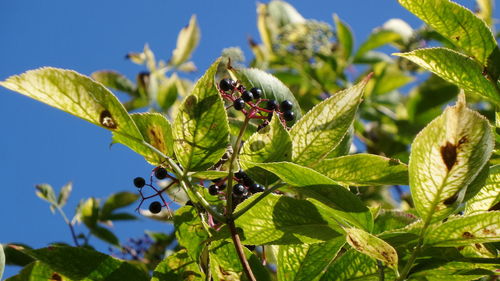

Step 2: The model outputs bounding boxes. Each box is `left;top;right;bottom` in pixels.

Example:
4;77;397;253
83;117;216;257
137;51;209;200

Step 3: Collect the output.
170;15;200;67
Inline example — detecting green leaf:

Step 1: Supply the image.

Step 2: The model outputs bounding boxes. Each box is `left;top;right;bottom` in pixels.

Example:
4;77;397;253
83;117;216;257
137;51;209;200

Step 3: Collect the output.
57;182;72;208
408;98;494;223
333;14;353;60
79;198;100;228
292;184;373;231
3;244;35;267
113;113;174;165
320;249;379;281
424;212;500;247
89;225;120;246
277;237;345;281
373;210;418;234
228;117;258;141
398;0;497;66
345;227;398;270
465;165;500;214
188;170;228;180
209;240;271;281
35;184;57;205
290;75;370;167
169;15;200;67
315;154;408;186
252;161;337;186
240;114;292;185
409;261;496;281
22;246;149;281
100;192;139;220
156;74;179;111
173;58;229;171
173;206;209;262
477;0;493;27
229;67;302;124
0;68;144;140
91;70;136;95
234;194;342;245
267;0;305;28
5;261;73;281
355;30;401;60
368;62;414;96
394;48;500;105
104;213;137;221
151;249;204;281
0;244;4;281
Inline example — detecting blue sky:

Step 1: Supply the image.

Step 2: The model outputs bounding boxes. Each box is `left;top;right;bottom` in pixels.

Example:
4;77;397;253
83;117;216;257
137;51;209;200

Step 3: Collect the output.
0;0;496;278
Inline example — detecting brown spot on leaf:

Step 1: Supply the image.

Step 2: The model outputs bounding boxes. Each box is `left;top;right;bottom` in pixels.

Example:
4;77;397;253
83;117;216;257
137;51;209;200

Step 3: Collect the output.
443;192;459;206
488;201;500;211
347;235;362;249
100;110;117;129
50;273;62;281
381;251;391;262
475;243;482;250
440;141;457;171
455;36;460;41
457;246;465;251
458;136;467;145
462;231;474;239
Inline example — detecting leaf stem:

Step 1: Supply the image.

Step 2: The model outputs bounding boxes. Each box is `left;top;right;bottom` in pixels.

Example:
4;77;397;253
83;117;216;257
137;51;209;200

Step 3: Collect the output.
228;219;257;281
396;219;430;281
55;206;79;247
232;183;284;219
141;141;226;223
226;116;251;215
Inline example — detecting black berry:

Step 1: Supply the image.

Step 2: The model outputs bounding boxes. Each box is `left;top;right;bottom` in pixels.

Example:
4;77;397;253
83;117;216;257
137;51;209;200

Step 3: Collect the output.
250;88;262;99
233;98;245;110
242;176;254;187
212;178;222;183
185;200;193;206
241;91;254;102
235;170;247;179
155;167;168;180
133;177;146;188
149;201;162;214
249;183;265;193
219;78;235;92
208;185;219;196
283;110;295;121
280;100;293;111
233;184;246;197
219;183;227;190
237;85;246;92
266;100;278;110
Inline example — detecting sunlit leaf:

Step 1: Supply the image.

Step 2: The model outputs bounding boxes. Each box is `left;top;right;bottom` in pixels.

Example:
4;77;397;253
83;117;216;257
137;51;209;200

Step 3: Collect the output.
277;237;345;281
114;113;174;165
240;114;292;185
209;240;271;281
333;14;353;60
398;0;497;66
0;68;144;140
394;48;500;105
91;70;136;95
345;227;398;270
5;261;73;281
35;184;57;206
100;192;139;220
57;182;72;208
151;249;203;281
315;154;408;186
465;165;500;214
173;58;229;171
408;97;494;223
293;185;373;231
22;246;149;281
319;249;379;281
169;15;200;67
235;194;343;245
424;212;500;247
290;75;370;167
173;206;209;262
252;161;336;186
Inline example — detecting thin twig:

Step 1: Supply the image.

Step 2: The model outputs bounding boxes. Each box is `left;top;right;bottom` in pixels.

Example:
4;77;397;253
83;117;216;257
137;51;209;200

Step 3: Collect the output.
228;220;257;281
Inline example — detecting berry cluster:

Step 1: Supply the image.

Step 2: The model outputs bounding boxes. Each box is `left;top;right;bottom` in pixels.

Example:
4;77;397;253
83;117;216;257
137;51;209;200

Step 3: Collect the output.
133;166;178;214
109;234;153;261
207;169;265;203
218;78;296;129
